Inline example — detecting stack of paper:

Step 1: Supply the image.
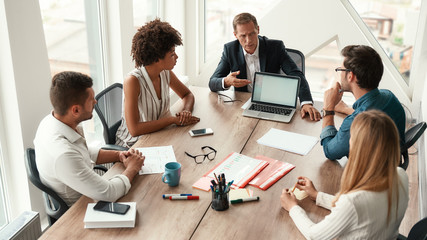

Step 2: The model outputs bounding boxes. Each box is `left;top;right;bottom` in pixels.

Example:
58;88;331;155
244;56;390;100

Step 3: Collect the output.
135;146;176;175
257;128;318;155
229;188;253;201
83;202;137;228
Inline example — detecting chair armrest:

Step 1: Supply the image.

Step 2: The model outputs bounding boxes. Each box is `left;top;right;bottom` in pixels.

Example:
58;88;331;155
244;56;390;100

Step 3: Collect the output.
101;144;129;151
93;165;108;172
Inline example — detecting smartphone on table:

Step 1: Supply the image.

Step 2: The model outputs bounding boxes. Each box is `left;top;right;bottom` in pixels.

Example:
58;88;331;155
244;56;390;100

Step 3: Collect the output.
93;201;130;215
188;128;214;137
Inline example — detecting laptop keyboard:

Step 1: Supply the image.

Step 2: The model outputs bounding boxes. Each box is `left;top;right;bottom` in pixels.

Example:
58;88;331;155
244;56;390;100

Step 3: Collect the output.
249;103;292;116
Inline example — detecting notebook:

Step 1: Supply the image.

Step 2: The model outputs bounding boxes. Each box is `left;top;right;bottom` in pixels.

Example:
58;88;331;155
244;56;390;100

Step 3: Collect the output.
243;72;300;123
192;152;269;191
249;155;295;190
84;202;137;228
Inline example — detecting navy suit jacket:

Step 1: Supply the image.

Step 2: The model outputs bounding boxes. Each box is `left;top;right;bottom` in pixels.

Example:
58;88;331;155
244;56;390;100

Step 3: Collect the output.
209;36;313;103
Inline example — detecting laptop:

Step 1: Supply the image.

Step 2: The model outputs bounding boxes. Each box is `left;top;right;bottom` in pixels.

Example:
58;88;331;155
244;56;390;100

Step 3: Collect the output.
242;72;300;123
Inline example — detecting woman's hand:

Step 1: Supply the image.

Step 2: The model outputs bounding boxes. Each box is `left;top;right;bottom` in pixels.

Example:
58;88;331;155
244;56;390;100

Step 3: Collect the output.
175;110;200;126
280;188;298;212
296;176;318;201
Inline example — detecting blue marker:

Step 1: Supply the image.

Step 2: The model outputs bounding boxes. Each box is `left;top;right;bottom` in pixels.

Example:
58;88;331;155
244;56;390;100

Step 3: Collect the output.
162;194;192;199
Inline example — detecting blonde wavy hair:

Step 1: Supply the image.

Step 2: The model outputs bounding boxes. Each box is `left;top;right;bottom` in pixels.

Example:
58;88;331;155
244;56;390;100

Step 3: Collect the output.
333;110;401;223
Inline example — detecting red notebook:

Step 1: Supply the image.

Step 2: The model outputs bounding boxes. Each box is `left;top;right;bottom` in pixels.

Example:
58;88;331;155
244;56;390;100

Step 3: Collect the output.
248;155;295;190
192;152;269;191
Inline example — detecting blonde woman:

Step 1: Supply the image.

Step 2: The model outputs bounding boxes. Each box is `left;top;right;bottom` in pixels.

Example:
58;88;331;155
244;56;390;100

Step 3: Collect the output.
281;110;409;239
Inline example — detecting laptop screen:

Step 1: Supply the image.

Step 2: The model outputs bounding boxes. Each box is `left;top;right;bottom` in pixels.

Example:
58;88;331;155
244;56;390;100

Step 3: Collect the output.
252;72;300;107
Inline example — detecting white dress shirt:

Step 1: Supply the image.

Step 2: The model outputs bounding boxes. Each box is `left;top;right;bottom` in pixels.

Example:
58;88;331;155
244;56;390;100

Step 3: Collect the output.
289;167;409;240
34;113;131;206
243;39;260;92
221;38;260;91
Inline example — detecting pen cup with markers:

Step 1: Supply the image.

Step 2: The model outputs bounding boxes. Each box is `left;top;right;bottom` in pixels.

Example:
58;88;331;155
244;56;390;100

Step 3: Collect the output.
211;189;229;211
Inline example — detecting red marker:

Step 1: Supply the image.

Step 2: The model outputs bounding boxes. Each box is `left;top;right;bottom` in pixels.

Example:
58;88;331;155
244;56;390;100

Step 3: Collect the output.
169;196;199;200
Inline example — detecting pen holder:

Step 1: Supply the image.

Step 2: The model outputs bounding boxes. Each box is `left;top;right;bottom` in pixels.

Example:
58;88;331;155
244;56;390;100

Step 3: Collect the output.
211;190;229;211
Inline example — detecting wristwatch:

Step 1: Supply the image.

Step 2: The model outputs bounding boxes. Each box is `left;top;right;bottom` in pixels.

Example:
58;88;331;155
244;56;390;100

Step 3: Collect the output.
321;109;335;117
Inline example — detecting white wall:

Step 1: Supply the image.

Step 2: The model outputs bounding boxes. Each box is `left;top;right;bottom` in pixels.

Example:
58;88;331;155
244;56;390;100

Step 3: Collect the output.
0;0;51;222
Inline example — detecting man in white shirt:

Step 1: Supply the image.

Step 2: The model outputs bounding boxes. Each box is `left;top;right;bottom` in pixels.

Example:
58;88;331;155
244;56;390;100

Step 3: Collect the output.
209;12;320;121
34;71;145;206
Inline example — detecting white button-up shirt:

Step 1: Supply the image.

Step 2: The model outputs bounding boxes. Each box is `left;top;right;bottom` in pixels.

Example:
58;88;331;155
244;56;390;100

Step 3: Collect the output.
243;39;260;92
221;38;260;91
34;112;131;206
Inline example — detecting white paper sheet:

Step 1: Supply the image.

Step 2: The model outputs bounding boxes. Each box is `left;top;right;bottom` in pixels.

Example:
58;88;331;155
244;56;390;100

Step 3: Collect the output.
135;145;176;175
257;128;318;155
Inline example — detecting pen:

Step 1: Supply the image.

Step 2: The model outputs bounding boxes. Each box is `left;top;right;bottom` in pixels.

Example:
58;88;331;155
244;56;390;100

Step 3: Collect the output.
291;182;297;193
162;194;192;199
223;180;234;193
213;173;219;184
230;196;260;204
169;196;199;200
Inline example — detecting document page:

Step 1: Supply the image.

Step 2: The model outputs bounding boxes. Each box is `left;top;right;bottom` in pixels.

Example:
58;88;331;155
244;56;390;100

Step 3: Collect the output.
135;145;177;175
257;128;318;155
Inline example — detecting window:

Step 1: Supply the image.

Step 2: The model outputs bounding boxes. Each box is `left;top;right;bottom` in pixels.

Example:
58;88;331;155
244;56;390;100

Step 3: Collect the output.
305;39;352;100
133;0;158;28
204;0;281;62
0;146;8;230
40;0;107;147
39;0;104;93
349;0;422;84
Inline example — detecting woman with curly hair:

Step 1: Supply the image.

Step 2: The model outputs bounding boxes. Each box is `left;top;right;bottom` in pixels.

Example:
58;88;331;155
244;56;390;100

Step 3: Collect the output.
280;110;409;239
116;19;200;148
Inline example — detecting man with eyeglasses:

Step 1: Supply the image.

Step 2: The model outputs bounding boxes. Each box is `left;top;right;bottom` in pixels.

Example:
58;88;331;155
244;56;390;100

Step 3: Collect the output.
209;12;321;121
321;45;405;160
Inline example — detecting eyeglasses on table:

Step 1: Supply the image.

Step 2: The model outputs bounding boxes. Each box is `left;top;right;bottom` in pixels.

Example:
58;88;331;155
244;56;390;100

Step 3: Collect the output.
185;146;217;164
217;93;242;103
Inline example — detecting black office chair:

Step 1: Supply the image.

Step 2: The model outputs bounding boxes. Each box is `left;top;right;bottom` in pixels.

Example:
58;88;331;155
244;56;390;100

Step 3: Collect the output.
287;48;305;74
94;83;128;151
400;121;427;170
25;148;69;226
397;217;427;240
25;148;108;225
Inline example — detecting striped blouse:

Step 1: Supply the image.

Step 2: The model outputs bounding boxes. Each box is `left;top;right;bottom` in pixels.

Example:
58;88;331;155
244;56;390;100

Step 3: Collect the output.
289;167;409;239
116;67;171;148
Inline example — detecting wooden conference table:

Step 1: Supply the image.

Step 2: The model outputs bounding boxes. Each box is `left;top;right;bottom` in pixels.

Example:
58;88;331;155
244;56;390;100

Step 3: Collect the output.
40;86;344;240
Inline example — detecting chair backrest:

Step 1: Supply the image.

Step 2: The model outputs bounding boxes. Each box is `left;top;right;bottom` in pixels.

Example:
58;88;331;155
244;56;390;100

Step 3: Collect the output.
404;122;427;150
94;83;123;145
286;48;305;74
24;148;69;225
400;121;427;170
407;216;427;240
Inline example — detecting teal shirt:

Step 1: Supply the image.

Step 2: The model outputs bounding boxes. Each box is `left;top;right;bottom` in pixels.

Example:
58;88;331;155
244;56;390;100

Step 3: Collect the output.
320;88;406;160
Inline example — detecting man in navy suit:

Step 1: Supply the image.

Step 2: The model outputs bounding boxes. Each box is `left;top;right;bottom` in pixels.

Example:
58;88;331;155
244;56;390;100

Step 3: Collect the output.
209;13;320;121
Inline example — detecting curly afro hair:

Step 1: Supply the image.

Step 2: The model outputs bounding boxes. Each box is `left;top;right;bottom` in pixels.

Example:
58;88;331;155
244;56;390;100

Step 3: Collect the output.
131;19;183;67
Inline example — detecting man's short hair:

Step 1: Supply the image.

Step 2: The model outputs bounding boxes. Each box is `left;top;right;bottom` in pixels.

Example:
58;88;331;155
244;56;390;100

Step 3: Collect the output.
233;13;258;32
132;19;182;67
342;45;384;90
50;71;93;116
